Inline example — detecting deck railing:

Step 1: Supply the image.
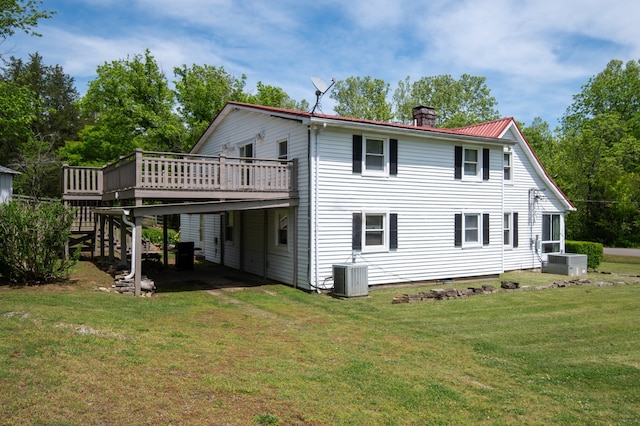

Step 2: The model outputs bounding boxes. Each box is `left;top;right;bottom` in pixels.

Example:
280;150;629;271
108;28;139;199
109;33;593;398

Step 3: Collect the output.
62;166;103;196
62;149;296;199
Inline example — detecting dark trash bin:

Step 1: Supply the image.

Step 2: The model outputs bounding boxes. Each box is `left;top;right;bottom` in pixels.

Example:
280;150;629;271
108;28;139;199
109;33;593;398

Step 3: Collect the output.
175;241;194;271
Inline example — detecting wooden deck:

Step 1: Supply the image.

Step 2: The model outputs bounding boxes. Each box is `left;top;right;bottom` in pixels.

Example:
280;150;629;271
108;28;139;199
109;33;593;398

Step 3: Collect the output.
62;149;298;203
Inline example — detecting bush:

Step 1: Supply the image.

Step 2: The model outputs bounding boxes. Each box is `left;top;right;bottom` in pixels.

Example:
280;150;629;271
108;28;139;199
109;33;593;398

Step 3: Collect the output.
0;199;75;284
565;240;604;270
141;227;179;246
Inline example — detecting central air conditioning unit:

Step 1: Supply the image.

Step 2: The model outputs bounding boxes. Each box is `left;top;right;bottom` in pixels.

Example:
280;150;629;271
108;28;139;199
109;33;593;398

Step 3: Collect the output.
544;253;588;276
332;264;368;297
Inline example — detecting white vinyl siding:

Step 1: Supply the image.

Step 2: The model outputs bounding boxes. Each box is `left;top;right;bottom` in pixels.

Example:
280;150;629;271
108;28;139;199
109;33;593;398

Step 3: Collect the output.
315;128;504;286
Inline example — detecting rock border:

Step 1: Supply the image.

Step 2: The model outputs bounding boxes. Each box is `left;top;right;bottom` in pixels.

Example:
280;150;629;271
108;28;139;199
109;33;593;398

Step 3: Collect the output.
392;278;639;304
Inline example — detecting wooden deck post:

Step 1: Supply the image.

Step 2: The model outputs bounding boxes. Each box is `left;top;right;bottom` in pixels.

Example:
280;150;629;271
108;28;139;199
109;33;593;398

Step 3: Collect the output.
163;216;168;268
108;216;115;262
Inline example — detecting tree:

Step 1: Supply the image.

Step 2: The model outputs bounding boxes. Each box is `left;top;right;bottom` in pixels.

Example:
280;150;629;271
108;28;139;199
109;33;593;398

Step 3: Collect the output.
245;81;309;111
174;64;247;145
558;59;640;246
330;76;393;121
3;53;81;148
0;81;34;166
1;53;81;196
394;74;500;127
0;0;54;43
62;49;186;165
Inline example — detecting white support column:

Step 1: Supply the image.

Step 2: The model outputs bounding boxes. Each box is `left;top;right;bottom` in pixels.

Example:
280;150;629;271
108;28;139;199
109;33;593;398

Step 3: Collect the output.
134;215;143;296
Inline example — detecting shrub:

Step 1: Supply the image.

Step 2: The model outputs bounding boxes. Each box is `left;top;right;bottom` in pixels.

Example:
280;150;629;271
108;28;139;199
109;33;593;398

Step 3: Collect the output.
0;199;75;284
565;240;604;270
141;227;179;245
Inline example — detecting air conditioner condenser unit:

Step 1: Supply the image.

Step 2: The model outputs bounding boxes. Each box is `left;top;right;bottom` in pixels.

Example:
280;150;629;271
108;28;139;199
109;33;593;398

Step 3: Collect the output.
332;264;368;297
544;253;588;276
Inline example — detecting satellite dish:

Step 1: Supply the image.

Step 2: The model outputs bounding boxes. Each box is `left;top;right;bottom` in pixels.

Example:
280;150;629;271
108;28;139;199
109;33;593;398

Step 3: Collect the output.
311;76;329;95
310;76;335;114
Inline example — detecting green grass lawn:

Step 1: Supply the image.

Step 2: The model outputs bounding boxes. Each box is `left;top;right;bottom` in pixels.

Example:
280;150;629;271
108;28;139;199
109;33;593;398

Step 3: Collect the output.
1;259;639;425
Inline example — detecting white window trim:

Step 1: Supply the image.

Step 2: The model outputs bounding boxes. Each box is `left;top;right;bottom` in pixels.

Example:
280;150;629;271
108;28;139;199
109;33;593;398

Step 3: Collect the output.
361;211;389;253
503;149;513;182
362;136;389;177
542;213;563;253
504;212;513;249
274;208;290;251
462;146;481;182
462;211;482;248
277;138;288;161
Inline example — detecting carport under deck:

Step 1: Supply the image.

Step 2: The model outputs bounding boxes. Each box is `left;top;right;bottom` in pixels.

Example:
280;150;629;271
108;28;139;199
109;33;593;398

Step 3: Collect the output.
62;149;299;295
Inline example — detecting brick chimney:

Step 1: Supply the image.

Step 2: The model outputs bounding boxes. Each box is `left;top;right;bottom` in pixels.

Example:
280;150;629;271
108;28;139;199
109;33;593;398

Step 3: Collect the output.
412;106;437;128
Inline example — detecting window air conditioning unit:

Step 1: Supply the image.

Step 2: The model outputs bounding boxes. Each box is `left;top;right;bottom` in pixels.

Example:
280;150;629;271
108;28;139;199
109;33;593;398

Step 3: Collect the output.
332;264;368;297
544;253;588;276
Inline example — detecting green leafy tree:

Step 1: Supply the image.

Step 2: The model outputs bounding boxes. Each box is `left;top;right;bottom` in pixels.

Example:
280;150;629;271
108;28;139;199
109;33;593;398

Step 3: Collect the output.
62;49;186;165
0;81;34;166
2;53;81;196
174;64;247;145
558;60;640;246
0;0;54;43
330;76;393;121
246;81;309;111
394;74;500;127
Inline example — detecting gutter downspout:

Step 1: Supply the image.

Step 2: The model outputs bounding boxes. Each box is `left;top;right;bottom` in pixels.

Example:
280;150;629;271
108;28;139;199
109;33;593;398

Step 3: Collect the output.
122;210;136;281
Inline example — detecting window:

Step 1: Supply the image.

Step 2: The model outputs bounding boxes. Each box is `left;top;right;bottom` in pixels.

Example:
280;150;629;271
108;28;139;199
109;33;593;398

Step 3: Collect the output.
239;143;253;186
352;135;398;176
504;151;512;181
542;213;561;253
278;139;288;161
464;148;479;177
455;213;490;247
225;212;234;242
365;138;385;172
503;213;511;246
239;143;253;159
277;211;288;246
455;146;490;180
503;212;518;247
352;212;398;252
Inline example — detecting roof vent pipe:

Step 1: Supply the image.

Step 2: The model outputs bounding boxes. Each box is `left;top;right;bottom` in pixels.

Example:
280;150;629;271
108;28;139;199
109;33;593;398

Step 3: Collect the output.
412;106;437;128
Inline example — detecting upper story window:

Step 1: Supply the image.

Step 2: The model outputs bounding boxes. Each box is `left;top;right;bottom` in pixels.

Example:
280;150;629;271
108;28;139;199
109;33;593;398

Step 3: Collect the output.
455;146;490;181
352;135;398;176
239;143;253;159
464;148;479;177
278;139;288;161
504;151;512;181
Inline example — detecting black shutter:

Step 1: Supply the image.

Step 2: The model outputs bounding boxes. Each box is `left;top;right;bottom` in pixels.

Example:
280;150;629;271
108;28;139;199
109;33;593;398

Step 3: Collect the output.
454;146;462;179
390;213;398;250
483;213;490;245
513;212;519;248
390;138;398;176
352;135;362;173
352;213;362;251
483;148;490;180
454;214;462;247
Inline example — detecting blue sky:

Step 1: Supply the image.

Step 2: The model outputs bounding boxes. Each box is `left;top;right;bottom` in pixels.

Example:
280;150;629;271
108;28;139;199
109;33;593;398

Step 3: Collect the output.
7;0;640;129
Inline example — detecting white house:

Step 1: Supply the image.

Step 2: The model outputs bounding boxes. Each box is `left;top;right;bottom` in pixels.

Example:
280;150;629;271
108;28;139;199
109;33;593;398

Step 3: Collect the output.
178;102;574;290
0;165;20;204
